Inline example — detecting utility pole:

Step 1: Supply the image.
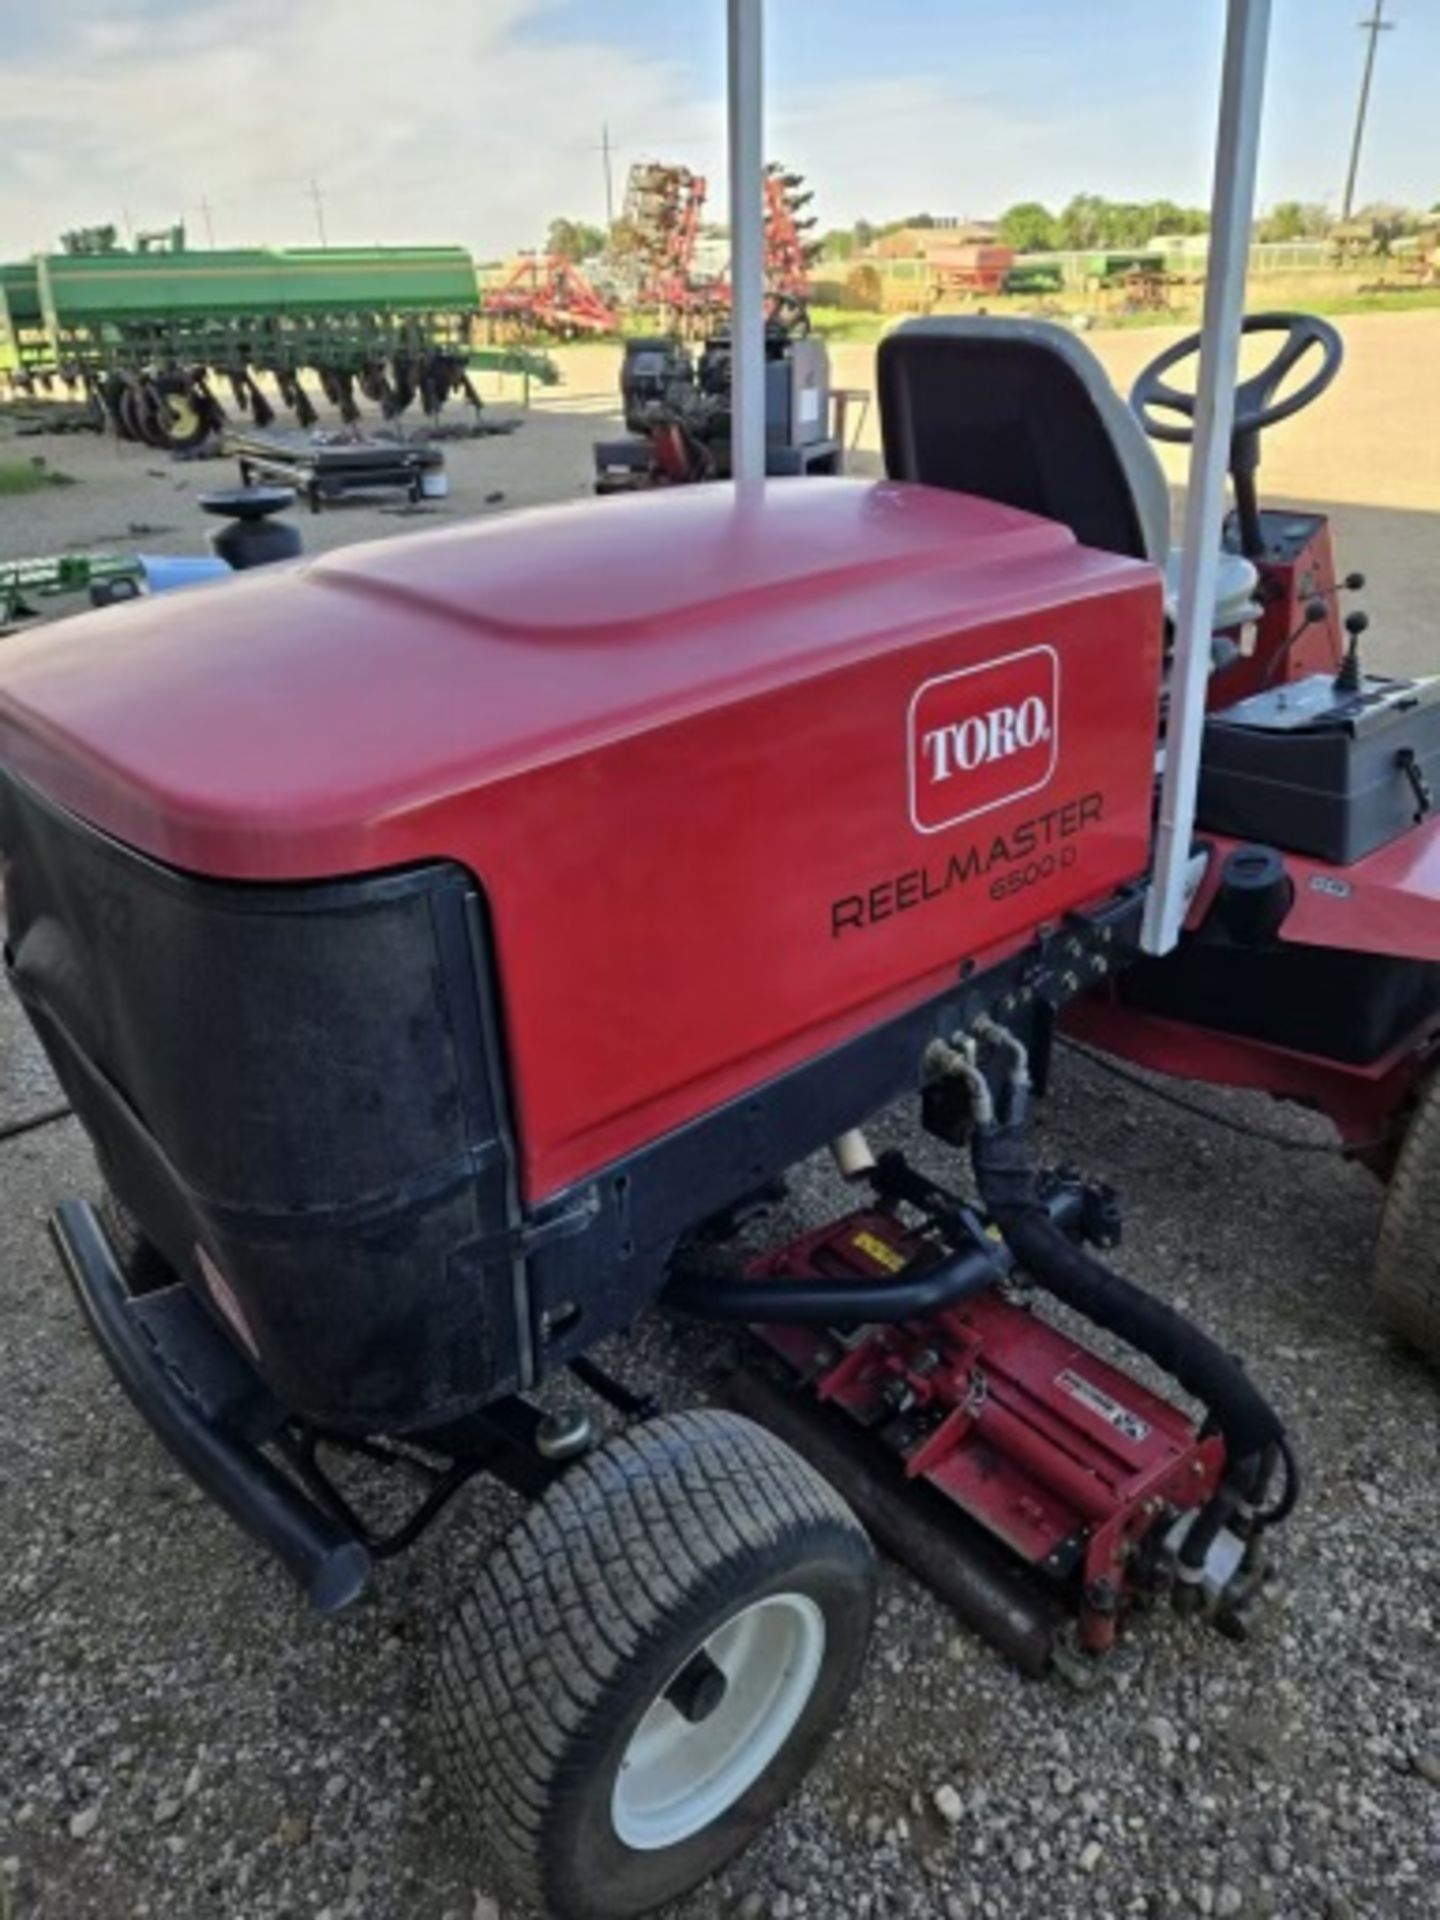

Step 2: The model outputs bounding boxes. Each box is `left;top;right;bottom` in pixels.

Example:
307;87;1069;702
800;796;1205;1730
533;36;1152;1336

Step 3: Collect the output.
599;124;616;229
1341;0;1394;220
307;178;329;248
198;196;216;248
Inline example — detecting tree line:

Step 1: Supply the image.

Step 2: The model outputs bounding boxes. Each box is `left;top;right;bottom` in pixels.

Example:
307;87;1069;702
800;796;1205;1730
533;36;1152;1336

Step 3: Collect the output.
543;194;1437;267
816;194;1437;260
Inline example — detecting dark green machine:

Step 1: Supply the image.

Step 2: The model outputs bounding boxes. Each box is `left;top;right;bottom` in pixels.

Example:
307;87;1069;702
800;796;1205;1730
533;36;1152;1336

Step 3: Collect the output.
3;233;487;447
0;265;48;382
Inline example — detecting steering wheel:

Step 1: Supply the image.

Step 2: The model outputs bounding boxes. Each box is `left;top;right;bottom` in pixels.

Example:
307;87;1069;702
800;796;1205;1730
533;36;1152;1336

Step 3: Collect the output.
1131;312;1343;446
764;292;812;340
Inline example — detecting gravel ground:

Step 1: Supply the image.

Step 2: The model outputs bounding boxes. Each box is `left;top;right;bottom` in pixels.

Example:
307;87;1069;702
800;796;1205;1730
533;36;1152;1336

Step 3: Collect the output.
2;968;1438;1920
2;310;1439;1920
0;374;616;585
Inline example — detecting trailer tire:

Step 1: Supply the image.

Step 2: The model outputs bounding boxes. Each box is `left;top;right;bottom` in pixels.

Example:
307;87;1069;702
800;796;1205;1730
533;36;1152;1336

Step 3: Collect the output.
1374;1068;1440;1367
436;1407;874;1920
152;374;212;453
134;380;172;452
116;383;147;444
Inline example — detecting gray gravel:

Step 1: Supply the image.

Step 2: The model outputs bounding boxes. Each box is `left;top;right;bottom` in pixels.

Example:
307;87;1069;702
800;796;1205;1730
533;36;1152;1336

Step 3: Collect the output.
3;950;1438;1920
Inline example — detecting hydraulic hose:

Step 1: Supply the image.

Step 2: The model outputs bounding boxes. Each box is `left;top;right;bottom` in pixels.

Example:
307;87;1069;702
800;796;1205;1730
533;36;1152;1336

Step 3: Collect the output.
970;1118;1286;1493
1251;1430;1301;1531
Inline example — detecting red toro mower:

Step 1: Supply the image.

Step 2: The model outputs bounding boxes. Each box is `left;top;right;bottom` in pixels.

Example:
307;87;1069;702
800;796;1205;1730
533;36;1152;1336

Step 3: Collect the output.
2;29;1436;1920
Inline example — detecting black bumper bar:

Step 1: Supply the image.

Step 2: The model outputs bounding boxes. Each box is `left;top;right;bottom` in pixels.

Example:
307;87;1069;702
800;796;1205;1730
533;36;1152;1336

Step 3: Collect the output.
51;1200;372;1614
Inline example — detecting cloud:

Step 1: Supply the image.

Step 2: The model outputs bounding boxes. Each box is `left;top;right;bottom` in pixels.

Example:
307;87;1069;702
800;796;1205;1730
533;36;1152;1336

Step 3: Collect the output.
9;1;1402;264
0;0;703;257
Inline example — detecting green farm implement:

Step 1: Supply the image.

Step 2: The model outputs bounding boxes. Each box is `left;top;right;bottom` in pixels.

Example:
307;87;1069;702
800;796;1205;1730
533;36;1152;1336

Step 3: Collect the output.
1;551;143;630
1000;261;1065;297
1;234;488;448
0;265;50;384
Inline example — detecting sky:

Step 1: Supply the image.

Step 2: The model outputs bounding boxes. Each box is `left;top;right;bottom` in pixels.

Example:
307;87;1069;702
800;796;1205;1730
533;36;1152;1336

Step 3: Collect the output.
0;0;1434;261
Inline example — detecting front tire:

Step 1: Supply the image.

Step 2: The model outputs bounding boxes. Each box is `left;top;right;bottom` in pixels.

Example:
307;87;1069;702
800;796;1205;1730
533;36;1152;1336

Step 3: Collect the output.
436;1408;875;1920
1374;1067;1440;1367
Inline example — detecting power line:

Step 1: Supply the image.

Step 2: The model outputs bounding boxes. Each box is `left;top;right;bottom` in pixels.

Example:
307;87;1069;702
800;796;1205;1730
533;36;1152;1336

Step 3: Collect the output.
1341;0;1395;221
307;177;329;249
594;124;616;228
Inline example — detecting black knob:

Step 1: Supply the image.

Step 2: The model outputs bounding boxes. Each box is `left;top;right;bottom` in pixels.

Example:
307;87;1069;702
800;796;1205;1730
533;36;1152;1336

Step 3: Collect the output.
1345;610;1370;638
1303;596;1327;623
1214;845;1293;946
199;486;296;522
1343;572;1366;590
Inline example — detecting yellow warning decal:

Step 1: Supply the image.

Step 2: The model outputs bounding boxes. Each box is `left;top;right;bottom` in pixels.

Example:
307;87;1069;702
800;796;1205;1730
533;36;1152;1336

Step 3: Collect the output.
851;1230;909;1274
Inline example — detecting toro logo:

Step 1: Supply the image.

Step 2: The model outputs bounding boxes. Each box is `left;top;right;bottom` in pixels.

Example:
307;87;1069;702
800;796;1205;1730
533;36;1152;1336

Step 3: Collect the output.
908;645;1060;834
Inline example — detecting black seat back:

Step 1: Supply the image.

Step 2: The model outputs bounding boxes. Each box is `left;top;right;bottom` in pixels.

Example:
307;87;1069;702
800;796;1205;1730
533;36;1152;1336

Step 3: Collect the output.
877;318;1167;563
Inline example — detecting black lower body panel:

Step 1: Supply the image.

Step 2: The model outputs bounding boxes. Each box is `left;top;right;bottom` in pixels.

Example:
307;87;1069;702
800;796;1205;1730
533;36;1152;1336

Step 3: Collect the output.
1116;939;1440;1066
1;769;524;1433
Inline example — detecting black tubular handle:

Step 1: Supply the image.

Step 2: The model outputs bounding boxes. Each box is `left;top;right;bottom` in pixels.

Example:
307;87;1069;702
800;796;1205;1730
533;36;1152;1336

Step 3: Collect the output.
665;1186;1085;1325
664;1237;1003;1323
51;1200;372;1614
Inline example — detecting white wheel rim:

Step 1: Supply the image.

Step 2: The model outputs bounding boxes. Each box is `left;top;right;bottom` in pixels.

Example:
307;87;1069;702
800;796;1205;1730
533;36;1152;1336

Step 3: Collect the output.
611;1592;826;1852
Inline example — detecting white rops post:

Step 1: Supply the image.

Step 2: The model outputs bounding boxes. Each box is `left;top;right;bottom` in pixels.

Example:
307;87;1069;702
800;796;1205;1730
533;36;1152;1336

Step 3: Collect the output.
726;0;767;489
1142;0;1274;953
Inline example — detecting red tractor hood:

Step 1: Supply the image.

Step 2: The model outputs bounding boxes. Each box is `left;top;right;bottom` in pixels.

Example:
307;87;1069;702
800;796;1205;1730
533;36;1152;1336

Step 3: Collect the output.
2;479;1119;879
0;477;1165;1198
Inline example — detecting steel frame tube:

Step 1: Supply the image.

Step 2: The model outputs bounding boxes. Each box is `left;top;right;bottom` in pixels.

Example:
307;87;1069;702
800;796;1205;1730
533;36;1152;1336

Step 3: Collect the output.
726;0;766;489
50;1200;372;1614
1143;0;1273;954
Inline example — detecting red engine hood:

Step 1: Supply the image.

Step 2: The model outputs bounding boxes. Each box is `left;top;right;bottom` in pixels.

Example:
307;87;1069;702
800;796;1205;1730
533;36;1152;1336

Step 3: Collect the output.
1;477;1166;1199
2;479;1112;878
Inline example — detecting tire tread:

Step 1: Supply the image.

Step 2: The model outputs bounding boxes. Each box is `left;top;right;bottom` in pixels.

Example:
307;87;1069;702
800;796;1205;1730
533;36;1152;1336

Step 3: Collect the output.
435;1408;864;1913
1375;1067;1440;1365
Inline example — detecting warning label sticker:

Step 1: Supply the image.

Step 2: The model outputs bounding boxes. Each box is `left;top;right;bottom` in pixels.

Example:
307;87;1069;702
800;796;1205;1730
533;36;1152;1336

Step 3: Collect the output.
1055;1367;1151;1443
850;1230;909;1274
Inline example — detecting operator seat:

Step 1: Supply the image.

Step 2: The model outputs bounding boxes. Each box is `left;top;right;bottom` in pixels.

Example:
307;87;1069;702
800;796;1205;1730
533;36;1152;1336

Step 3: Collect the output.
877;317;1258;633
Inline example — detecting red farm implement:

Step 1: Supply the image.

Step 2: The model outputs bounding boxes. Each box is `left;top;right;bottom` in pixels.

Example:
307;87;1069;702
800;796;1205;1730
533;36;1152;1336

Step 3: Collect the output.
481;253;619;338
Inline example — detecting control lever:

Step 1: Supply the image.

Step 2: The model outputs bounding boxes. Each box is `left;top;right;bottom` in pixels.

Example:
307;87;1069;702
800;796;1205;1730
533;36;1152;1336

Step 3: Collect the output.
1264;595;1329;686
1334;610;1369;696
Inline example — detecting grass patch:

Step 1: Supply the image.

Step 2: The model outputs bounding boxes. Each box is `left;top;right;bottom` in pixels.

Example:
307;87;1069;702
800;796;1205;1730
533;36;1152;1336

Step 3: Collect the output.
804;305;893;342
0;457;75;495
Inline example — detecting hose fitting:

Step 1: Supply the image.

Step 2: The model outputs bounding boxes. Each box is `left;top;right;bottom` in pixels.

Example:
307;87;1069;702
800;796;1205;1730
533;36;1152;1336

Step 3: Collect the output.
924;1035;994;1128
972;1015;1031;1126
